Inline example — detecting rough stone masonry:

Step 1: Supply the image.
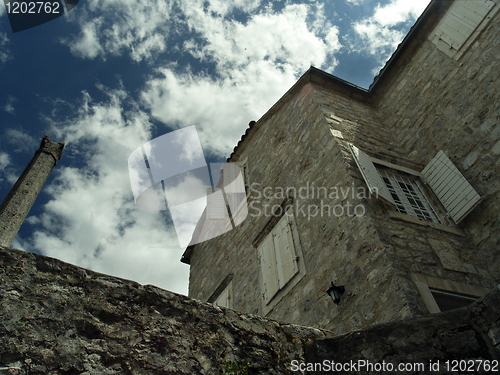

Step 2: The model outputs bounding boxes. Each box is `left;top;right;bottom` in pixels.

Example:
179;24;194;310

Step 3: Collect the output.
0;136;64;247
0;246;499;374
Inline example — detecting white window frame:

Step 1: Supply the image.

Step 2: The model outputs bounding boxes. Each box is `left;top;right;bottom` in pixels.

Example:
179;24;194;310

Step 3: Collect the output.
349;144;481;226
378;169;442;224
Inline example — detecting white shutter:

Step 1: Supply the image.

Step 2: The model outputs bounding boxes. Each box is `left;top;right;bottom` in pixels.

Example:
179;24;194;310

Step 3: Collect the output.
349;144;395;205
432;0;494;51
259;235;279;304
223;163;247;224
206;188;227;219
223;163;245;193
273;216;298;289
422;151;481;224
215;286;230;308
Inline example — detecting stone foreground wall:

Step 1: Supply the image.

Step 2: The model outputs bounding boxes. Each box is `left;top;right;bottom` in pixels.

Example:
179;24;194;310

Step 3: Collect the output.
1;246;499;374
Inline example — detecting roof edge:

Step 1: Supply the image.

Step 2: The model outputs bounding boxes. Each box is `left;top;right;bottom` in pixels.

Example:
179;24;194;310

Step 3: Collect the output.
369;0;443;91
182;0;445;263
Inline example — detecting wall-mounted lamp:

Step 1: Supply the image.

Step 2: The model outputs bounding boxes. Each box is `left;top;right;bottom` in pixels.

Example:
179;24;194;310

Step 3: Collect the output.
326;282;345;305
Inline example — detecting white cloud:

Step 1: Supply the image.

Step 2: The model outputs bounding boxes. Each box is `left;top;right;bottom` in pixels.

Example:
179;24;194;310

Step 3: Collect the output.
67;19;104;59
0;151;17;185
3;95;16;114
346;0;366;5
353;0;431;71
182;3;340;73
0;32;11;64
64;0;173;61
0;151;10;172
371;0;430;27
199;0;262;17
141;2;341;157
141;62;297;157
25;87;190;295
63;0;341;72
4;128;37;153
354;21;406;56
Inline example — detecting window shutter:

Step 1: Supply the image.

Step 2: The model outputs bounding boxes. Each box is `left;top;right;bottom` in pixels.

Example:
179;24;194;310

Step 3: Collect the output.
215;287;230;308
259;235;279;304
273;216;298;289
223;163;245;194
223;163;247;225
206;189;227;219
349;144;395;205
422;151;481;223
432;0;494;51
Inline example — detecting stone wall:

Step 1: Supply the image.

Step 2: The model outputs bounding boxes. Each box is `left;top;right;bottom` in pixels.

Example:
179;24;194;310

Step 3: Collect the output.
186;0;500;336
1;246;499;374
312;83;496;331
372;0;500;282
188;71;498;335
0;246;327;374
187;80;429;334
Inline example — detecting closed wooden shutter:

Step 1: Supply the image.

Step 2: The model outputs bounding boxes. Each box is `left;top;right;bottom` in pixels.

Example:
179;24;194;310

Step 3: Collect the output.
433;0;494;51
422;151;481;223
206;189;227;219
260;235;279;304
215;286;230;308
349;144;395;205
273;215;299;289
223;163;245;193
223;163;247;225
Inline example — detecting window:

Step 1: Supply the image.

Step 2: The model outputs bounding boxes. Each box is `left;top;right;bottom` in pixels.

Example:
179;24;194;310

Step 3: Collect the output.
214;281;232;309
412;274;488;314
205;162;248;226
208;274;233;309
378;169;441;223
429;289;478;312
349;144;481;225
259;211;299;305
430;0;497;60
253;203;306;315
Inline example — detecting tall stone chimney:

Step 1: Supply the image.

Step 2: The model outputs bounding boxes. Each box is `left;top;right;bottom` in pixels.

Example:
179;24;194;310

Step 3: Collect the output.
0;136;65;247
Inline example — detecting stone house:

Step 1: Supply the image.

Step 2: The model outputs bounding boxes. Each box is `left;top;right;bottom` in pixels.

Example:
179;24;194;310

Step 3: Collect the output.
182;0;500;335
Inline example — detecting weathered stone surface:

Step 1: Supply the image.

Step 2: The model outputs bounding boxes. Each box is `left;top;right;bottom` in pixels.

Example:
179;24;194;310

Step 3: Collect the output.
1;246;499;374
0;246;328;374
0;136;64;247
373;0;500;287
185;0;499;337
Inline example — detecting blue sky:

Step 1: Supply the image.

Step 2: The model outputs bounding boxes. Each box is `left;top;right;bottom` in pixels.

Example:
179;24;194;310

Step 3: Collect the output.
0;0;430;295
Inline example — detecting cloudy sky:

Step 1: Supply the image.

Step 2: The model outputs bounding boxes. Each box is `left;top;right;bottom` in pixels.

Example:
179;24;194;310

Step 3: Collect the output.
0;0;431;295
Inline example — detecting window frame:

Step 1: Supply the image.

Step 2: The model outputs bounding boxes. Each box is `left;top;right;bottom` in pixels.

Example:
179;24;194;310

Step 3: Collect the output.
214;280;233;309
349;144;480;230
208;274;234;309
412;273;489;314
377;168;442;224
428;288;479;312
